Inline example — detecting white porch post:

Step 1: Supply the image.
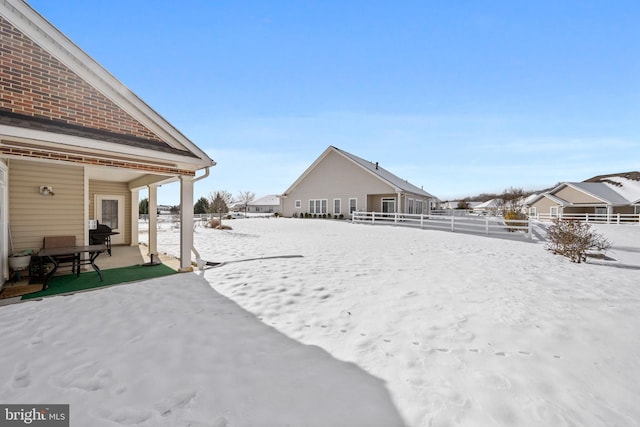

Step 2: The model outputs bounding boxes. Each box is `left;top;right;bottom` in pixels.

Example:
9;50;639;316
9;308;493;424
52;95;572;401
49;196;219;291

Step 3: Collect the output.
397;192;402;213
179;176;195;272
130;189;139;247
148;184;159;259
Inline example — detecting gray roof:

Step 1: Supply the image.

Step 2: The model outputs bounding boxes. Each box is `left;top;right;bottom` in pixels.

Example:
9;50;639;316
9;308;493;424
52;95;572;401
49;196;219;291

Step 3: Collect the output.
567;182;631;205
250;195;280;206
334;147;435;198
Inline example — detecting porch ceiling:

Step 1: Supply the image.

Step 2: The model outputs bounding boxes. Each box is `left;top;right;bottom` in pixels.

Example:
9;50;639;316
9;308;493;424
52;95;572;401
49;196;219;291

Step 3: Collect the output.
86;165;175;187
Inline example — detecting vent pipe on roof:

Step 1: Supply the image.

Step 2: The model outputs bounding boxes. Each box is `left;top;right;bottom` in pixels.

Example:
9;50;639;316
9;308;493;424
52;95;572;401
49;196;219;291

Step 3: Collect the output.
375;162;379;170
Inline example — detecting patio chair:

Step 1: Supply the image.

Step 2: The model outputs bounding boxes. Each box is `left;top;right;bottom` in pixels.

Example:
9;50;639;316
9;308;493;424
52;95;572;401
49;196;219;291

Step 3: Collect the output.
42;235;79;276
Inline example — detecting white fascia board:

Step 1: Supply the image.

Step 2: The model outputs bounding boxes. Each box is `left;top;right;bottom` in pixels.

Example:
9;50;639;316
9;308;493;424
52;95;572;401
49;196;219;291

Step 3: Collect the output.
0;124;210;169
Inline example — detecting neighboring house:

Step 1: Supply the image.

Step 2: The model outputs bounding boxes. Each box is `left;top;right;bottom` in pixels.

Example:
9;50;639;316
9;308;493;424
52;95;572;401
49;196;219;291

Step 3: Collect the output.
440;200;481;210
526;172;640;220
0;0;215;285
280;146;437;218
472;198;502;215
228;201;244;212
247;195;280;214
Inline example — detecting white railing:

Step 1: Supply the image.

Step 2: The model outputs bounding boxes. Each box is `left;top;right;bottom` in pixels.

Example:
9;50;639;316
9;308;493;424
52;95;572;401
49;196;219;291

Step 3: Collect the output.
531;212;639;224
352;211;531;239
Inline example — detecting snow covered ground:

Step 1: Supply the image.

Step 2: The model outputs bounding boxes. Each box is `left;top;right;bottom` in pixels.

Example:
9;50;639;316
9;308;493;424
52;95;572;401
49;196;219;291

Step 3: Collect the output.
1;218;639;426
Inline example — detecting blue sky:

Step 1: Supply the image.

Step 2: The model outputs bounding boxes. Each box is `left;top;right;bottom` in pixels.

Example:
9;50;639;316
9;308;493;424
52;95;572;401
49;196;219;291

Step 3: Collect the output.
28;0;640;204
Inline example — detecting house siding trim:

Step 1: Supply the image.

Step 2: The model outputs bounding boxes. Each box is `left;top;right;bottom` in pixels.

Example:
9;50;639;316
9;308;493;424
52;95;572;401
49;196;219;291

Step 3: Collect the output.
0;144;195;176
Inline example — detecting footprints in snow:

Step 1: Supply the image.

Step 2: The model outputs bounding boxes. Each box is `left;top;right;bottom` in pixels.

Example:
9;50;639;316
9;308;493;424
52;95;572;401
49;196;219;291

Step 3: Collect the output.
13;361;30;388
258;317;560;360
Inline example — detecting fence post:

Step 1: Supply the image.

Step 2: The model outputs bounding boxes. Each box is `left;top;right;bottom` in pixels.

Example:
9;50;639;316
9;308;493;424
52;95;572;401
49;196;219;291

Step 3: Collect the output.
450;216;455;232
420;213;424;229
372;212;375;224
527;219;532;239
585;213;589;223
395;212;398;225
617;213;620;225
485;217;489;235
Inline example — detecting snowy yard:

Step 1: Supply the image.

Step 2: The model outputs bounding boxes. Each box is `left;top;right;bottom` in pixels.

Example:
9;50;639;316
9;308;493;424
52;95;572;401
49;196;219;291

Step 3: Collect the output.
1;218;639;426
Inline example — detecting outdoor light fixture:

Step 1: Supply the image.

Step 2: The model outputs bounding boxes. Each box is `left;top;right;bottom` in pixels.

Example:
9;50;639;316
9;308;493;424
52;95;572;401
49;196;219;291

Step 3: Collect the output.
40;185;54;196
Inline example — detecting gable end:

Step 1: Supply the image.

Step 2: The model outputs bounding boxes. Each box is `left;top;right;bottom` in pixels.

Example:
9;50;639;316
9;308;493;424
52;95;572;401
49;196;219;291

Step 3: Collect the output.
0;15;164;144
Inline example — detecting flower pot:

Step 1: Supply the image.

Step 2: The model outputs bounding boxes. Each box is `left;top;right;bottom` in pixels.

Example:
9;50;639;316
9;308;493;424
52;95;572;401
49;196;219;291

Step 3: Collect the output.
8;255;31;271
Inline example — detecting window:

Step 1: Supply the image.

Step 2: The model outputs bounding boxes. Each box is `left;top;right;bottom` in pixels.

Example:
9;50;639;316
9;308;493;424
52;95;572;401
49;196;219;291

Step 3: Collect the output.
382;198;395;213
408;198;414;214
349;198;357;213
334;199;341;215
550;206;558;218
309;199;327;214
416;200;423;215
295;200;301;209
529;207;537;216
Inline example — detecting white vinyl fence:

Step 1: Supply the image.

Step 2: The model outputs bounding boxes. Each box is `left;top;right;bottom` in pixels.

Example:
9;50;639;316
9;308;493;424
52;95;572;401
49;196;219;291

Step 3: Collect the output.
531;212;639;224
352;211;532;239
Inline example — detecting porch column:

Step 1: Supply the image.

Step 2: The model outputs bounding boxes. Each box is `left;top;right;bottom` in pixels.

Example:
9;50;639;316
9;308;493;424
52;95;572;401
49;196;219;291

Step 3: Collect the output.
397;192;402;213
148;184;159;259
179;176;195;272
130;189;139;247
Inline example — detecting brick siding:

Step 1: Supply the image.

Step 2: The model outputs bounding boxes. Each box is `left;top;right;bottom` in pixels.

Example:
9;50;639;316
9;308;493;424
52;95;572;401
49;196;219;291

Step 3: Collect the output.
0;16;163;142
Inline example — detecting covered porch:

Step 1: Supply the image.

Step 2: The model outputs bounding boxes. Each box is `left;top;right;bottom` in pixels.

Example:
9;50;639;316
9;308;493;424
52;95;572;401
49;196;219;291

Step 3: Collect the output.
0;0;216;288
0;244;182;303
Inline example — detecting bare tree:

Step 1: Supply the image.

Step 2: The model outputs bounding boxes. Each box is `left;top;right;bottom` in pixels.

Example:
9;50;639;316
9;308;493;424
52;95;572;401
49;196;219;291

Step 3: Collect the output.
237;191;255;216
500;187;526;215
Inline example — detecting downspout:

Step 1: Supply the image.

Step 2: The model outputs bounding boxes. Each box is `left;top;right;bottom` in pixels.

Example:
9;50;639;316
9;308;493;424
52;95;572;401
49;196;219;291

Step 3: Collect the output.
191;167;210;269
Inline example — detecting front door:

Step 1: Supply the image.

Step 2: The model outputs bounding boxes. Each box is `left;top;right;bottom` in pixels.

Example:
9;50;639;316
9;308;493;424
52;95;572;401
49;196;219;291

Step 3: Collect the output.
95;195;124;245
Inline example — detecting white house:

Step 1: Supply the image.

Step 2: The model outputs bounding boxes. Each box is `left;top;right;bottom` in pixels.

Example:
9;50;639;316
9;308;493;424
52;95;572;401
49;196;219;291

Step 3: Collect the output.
247;195;280;214
280;146;437;218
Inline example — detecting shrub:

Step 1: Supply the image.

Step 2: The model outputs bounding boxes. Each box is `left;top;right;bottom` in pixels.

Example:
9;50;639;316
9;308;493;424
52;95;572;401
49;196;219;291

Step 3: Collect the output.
504;210;527;232
546;218;611;263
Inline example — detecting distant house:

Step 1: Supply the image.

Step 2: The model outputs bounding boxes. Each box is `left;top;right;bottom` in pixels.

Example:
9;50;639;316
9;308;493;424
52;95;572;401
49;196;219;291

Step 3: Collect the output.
247;195;280;214
0;0;215;285
280;146;437;218
472;198;502;215
526;173;640;221
440;200;481;210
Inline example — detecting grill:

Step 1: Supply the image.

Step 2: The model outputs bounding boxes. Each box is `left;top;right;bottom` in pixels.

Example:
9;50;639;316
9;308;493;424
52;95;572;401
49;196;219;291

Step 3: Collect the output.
89;221;119;256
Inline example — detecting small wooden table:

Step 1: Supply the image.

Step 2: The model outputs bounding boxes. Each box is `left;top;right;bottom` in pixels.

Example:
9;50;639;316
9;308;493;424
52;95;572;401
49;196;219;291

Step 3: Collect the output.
38;244;108;289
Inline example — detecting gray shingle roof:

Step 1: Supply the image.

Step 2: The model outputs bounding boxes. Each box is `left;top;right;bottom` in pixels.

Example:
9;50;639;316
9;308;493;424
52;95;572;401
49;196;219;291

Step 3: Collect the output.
568;182;631;205
334;146;435;198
